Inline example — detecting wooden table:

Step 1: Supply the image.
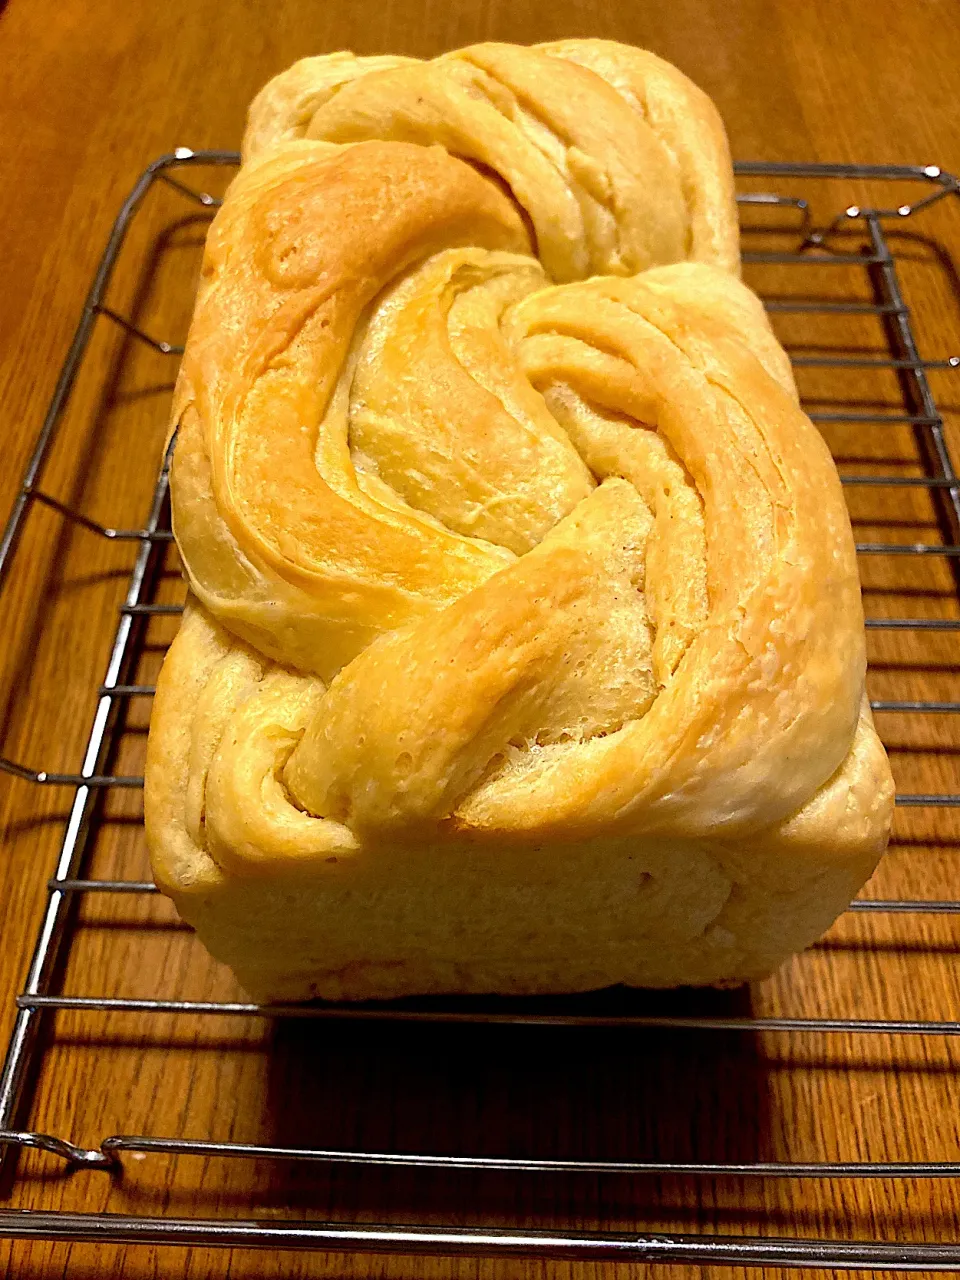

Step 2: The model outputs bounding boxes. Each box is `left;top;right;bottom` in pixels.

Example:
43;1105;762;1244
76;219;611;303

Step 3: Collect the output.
2;0;960;1275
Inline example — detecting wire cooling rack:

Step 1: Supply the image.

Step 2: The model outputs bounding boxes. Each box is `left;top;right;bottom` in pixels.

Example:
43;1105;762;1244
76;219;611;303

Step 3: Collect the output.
0;149;959;1268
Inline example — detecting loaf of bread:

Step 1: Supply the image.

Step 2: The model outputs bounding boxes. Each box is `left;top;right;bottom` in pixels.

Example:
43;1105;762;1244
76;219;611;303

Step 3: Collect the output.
145;40;894;1003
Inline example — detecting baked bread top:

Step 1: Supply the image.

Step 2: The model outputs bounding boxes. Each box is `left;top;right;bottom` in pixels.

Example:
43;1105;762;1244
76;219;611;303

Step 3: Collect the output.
243;40;741;278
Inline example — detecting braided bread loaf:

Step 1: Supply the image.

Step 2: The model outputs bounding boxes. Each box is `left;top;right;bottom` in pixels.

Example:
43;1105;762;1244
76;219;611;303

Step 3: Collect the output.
145;40;893;1002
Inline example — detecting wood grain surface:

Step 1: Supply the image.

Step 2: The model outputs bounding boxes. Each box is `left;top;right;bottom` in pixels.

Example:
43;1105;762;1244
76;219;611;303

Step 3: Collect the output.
2;0;960;1276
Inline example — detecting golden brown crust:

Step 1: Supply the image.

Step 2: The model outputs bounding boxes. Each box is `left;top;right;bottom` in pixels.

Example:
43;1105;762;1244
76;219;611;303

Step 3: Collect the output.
169;140;528;677
145;41;893;1001
243;40;740;280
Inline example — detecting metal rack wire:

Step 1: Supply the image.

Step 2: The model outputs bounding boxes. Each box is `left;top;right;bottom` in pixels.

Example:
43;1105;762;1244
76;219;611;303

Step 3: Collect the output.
0;149;959;1267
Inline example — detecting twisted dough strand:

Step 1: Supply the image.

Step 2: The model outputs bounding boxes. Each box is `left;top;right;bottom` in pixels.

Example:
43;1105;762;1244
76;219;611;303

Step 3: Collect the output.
245;40;740;278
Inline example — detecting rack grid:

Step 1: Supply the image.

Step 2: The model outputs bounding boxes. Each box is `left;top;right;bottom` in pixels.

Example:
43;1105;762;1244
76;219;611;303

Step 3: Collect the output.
0;149;959;1268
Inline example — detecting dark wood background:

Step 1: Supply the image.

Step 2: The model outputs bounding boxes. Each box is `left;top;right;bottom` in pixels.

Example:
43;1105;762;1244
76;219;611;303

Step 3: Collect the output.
2;0;960;1276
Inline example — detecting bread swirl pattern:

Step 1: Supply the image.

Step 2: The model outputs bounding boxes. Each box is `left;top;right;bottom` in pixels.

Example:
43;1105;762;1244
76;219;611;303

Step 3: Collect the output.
146;40;893;1002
